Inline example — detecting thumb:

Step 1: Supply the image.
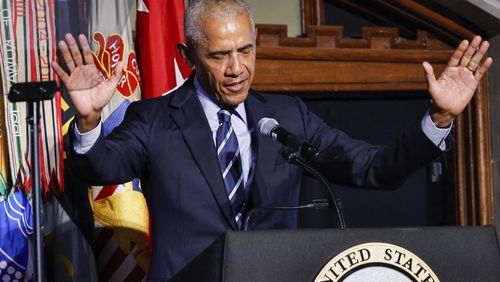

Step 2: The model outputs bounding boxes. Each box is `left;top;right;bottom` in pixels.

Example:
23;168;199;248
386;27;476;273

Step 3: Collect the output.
422;61;436;86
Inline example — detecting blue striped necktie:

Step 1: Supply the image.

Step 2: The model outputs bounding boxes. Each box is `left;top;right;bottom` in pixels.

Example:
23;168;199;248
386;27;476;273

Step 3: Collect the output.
216;108;246;228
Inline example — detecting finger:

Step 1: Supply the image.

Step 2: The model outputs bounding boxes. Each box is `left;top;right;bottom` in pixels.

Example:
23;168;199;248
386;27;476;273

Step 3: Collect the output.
78;34;94;65
459;35;482;67
447;39;468;67
51;61;70;84
422;61;437;85
58;39;75;72
109;61;124;86
65;33;84;67
474;57;493;81
467;40;489;71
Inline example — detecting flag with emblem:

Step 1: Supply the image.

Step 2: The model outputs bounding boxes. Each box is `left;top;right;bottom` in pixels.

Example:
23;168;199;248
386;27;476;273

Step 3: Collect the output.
50;0;149;280
86;0;151;281
136;0;191;99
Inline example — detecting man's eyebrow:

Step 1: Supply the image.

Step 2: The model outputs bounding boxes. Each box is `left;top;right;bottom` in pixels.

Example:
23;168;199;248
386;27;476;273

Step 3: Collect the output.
238;44;254;51
208;50;230;57
208;44;254;57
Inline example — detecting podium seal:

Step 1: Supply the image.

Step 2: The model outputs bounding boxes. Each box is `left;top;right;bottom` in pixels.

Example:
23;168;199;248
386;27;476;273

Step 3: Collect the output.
314;242;439;282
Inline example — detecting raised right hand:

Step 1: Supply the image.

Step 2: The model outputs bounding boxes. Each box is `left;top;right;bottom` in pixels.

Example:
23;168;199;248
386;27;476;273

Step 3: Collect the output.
51;33;123;132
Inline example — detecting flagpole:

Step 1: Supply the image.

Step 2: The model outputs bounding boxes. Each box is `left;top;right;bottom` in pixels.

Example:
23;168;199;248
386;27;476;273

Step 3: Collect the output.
8;81;57;282
29;100;43;282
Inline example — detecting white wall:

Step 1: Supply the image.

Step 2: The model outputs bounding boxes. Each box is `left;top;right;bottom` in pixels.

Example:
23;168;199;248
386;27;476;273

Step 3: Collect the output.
246;0;302;37
184;0;303;37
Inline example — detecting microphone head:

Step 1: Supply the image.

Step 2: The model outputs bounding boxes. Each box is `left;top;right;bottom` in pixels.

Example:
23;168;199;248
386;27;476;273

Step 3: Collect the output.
258;118;279;136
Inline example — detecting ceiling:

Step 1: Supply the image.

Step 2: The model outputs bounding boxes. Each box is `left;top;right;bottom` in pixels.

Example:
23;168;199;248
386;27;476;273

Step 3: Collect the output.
425;0;500;37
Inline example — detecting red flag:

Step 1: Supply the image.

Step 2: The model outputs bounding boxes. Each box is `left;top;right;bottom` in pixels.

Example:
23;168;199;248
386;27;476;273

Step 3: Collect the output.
137;0;192;99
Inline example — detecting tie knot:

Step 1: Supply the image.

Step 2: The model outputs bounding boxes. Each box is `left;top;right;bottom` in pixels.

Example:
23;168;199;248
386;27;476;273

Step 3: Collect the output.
218;108;233;123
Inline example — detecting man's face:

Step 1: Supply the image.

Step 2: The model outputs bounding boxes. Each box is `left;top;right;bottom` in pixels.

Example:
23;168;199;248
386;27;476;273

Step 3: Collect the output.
191;12;256;106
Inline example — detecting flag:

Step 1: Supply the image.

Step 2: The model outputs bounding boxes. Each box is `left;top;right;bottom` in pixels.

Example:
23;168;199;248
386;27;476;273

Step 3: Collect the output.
44;187;98;281
87;0;151;281
36;1;102;281
88;102;151;281
48;0;149;280
0;0;62;281
0;97;9;205
0;0;63;197
86;1;194;279
136;0;191;99
0;189;34;281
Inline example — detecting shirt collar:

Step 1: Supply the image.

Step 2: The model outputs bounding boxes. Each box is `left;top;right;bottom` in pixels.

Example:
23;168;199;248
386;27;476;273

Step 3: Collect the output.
194;77;247;124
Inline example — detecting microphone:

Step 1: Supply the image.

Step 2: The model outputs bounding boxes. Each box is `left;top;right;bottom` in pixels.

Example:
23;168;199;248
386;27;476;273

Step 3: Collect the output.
258;117;346;229
258;118;320;163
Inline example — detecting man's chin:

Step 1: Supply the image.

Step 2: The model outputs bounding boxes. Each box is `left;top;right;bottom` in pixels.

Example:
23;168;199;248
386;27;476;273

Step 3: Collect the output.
220;92;248;106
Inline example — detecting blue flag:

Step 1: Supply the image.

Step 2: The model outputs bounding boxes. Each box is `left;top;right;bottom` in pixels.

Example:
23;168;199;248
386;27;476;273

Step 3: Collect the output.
0;189;34;281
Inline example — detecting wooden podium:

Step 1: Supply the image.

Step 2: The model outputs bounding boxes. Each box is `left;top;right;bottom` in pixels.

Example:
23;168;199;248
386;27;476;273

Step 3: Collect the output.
171;226;500;281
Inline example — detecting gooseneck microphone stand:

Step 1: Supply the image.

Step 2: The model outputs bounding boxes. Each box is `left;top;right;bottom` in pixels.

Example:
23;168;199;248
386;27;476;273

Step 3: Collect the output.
8;81;57;282
282;149;346;230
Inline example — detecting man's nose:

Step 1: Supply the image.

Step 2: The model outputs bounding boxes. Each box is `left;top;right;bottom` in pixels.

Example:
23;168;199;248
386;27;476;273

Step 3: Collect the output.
226;53;243;76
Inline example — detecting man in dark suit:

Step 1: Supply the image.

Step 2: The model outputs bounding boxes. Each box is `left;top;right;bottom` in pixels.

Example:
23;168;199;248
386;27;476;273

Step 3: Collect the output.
52;0;492;280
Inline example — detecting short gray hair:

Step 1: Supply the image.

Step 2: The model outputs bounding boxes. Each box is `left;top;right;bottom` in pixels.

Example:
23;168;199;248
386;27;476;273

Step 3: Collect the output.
184;0;255;47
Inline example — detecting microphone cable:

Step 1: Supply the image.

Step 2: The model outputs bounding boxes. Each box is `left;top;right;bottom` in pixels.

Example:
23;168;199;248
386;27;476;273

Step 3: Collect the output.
242;199;331;231
282;149;346;230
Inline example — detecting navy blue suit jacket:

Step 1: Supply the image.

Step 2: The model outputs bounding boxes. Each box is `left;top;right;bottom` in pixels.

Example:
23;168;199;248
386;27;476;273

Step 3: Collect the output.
68;76;443;281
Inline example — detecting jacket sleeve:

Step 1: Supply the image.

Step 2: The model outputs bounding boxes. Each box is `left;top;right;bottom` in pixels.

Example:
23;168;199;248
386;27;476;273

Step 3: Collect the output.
293;97;445;189
66;101;150;185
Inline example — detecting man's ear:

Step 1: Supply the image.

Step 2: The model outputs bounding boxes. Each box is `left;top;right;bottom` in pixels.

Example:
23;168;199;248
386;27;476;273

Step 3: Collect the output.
177;42;194;68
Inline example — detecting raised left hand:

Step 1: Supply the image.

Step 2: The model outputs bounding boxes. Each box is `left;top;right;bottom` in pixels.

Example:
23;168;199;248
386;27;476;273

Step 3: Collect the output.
423;35;493;127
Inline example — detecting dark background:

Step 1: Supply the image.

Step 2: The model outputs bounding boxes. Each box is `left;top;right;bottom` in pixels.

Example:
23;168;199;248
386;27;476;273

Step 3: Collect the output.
293;91;451;228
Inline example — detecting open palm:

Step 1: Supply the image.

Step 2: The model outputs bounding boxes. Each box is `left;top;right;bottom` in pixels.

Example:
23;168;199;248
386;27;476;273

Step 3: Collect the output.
51;34;122;131
423;36;492;125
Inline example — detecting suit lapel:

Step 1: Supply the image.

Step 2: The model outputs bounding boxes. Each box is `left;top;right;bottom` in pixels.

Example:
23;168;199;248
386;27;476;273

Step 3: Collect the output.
169;80;237;230
245;91;281;208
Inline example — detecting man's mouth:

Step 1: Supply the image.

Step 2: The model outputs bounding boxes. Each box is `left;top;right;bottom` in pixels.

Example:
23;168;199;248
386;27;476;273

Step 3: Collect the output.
225;79;247;92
